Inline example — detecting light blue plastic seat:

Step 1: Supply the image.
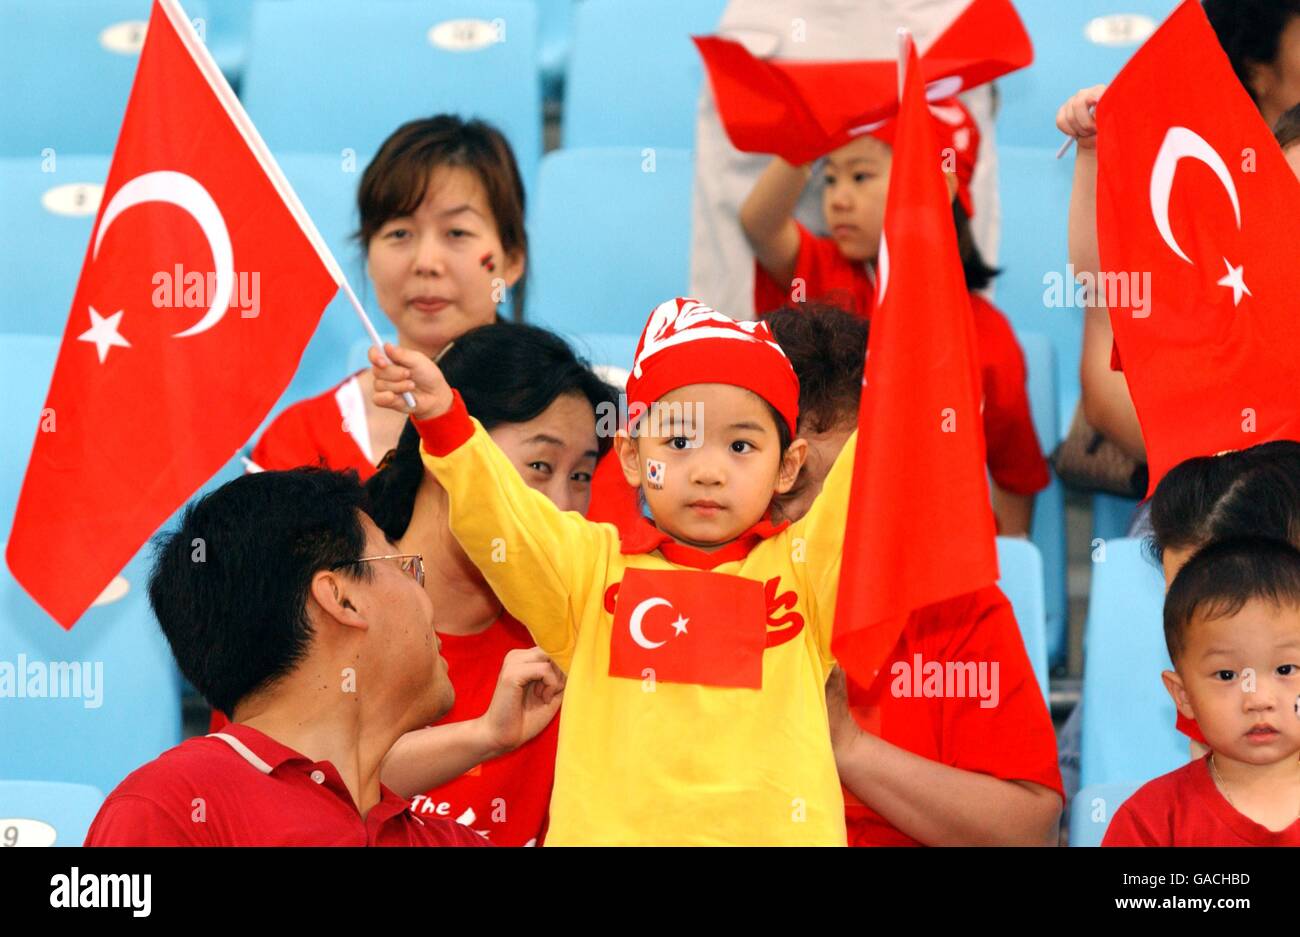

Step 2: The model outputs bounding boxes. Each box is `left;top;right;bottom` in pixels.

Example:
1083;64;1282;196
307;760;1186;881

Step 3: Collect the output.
1093;491;1142;541
998;0;1180;148
1017;330;1068;664
1079;537;1187;788
241;0;542;197
0;780;105;846
0;0;209;157
1069;780;1142;846
995;537;1049;701
0;156;112;335
0;546;182;797
528;147;694;335
0;335;60;534
563;0;727;147
994;145;1081;440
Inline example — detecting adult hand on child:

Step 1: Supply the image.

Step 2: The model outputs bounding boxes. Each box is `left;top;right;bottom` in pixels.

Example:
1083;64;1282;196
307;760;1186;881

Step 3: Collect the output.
1056;84;1106;151
369;342;453;421
478;647;566;757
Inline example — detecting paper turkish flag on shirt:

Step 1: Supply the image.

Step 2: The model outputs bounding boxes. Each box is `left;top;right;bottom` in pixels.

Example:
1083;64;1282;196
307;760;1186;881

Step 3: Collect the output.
831;39;999;690
1096;0;1300;494
609;568;768;689
693;0;1032;166
6;0;341;627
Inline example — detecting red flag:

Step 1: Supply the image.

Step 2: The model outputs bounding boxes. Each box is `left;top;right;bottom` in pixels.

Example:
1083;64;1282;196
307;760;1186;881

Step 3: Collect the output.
831;38;999;690
6;0;340;627
609;569;767;689
1096;0;1300;493
693;0;1032;166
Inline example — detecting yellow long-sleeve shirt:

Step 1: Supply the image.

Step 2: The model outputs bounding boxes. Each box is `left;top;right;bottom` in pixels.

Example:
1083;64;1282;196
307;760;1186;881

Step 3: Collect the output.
415;394;855;845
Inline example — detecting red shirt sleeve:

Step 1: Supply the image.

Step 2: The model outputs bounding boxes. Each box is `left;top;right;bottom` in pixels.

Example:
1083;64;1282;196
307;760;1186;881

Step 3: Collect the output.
929;586;1064;797
85;794;202;846
753;221;873;318
1101;793;1164;846
971;297;1050;495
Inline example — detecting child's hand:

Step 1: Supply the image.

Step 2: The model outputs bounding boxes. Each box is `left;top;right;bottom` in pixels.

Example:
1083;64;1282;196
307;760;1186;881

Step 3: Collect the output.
369;342;453;421
1056;84;1106;151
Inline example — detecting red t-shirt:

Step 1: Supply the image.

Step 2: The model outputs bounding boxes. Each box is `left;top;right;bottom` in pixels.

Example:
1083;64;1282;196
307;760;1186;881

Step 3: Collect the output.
250;372;377;480
754;223;1050;497
412;615;559;846
1103;755;1300;846
84;723;489;846
842;585;1064;847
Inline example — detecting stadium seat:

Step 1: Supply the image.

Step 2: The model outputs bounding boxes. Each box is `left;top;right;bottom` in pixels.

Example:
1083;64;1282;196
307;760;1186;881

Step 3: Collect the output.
241;0;542;198
563;0;727;148
528;147;694;334
0;0;209;157
0;546;183;796
0;779;104;846
1018;330;1068;664
564;332;640;376
1079;537;1187;789
0;156;111;336
994;145;1082;439
0;334;60;535
1069;780;1141;847
995;537;1049;701
1093;491;1141;542
998;0;1179;149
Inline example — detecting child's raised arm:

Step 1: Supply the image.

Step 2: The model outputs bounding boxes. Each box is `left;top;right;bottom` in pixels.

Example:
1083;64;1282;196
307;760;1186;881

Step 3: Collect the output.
739;156;811;289
371;343;614;668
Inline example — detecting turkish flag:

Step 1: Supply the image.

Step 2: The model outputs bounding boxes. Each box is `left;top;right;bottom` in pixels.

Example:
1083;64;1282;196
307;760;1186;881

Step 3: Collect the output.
693;0;1032;166
608;568;767;689
1096;0;1300;493
831;39;999;690
6;0;340;627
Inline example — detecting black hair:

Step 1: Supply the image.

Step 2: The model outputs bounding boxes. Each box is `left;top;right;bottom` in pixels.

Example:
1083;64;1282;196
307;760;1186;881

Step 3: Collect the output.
762;303;868;435
366;322;618;539
147;468;373;716
1204;0;1300;107
1148;441;1300;561
954;201;999;291
1163;536;1300;663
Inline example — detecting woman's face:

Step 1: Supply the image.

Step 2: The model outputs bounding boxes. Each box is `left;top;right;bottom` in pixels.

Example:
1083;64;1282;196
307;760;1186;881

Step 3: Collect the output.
366;165;524;356
1251;14;1300;127
487;392;601;515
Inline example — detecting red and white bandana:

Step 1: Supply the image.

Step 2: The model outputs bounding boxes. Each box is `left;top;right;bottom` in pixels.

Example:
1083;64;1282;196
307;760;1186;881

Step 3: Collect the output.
626;297;800;435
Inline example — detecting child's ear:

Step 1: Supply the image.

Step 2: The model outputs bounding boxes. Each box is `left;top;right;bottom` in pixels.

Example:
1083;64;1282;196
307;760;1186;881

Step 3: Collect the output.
1161;669;1196;722
774;438;809;495
614;430;643;487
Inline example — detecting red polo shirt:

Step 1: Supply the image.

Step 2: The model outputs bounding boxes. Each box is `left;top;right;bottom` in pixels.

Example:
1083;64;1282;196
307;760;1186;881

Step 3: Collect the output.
843;585;1064;846
84;723;489;846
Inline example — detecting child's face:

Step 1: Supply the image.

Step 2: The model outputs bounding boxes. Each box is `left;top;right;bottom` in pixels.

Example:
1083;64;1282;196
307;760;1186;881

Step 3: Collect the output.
366;165;524;356
821;136;892;263
1163;598;1300;766
615;383;806;550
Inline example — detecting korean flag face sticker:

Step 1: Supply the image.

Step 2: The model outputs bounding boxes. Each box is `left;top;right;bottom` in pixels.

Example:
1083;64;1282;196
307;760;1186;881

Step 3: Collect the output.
646;458;666;489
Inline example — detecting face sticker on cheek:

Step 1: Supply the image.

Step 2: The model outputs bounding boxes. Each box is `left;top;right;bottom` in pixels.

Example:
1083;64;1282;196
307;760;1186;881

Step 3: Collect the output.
645;459;666;489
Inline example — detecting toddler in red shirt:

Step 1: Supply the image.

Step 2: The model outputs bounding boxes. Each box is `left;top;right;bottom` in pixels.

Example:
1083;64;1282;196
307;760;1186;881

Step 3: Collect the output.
1104;537;1300;846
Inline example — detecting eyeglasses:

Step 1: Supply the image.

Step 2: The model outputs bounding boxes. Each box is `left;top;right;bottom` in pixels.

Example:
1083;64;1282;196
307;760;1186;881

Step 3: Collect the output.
343;553;425;587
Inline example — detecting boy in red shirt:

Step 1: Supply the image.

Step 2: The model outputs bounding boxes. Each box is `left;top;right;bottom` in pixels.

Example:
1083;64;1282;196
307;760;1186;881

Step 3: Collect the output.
1104;537;1300;846
741;99;1048;535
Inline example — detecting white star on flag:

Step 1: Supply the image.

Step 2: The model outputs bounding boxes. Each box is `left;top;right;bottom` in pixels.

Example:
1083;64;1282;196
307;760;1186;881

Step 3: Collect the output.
670;614;689;636
1216;258;1251;306
77;306;131;363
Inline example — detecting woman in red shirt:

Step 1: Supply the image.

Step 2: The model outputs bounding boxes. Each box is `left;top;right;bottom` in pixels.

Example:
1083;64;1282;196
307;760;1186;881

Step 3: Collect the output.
250;115;529;480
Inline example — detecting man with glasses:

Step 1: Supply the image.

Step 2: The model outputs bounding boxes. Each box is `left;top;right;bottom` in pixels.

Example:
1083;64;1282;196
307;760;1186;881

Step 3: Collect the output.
86;468;563;846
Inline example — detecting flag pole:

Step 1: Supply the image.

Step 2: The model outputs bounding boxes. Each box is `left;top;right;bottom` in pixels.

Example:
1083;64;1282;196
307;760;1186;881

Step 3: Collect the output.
339;279;418;410
896;27;911;96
